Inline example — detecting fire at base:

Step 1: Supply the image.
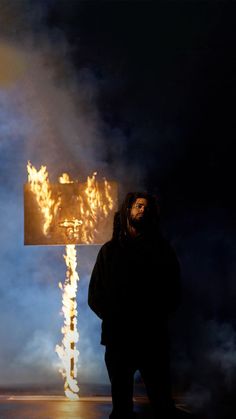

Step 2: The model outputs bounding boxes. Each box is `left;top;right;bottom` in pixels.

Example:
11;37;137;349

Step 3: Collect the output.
25;162;117;400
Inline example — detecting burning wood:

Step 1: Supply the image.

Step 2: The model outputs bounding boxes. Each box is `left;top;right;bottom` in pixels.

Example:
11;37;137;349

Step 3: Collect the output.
55;244;80;400
25;162;117;400
25;161;117;245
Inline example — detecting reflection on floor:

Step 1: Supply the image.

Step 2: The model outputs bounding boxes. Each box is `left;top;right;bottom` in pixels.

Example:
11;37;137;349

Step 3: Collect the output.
0;394;194;419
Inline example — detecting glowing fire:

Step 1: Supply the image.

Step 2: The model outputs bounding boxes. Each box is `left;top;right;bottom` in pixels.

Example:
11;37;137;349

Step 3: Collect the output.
26;162;115;400
59;173;73;184
55;244;80;400
55;173;79;399
27;161;114;244
27;161;59;235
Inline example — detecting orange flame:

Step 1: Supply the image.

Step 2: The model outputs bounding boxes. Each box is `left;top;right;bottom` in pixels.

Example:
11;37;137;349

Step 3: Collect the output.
27;163;114;244
27;161;59;235
83;172;114;243
59;173;73;184
55;244;80;400
27;163;115;400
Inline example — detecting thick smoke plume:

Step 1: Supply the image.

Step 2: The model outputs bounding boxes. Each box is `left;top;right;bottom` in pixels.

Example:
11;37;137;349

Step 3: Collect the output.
0;5;142;392
0;4;235;417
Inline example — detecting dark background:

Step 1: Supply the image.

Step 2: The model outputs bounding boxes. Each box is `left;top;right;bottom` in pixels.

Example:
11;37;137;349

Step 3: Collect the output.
0;1;235;417
45;2;236;417
46;1;235;215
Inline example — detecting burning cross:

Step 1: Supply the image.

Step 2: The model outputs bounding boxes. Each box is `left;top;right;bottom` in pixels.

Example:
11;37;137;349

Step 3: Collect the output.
24;162;117;400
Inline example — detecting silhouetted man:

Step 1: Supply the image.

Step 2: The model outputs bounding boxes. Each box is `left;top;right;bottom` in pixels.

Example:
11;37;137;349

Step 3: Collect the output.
88;192;181;419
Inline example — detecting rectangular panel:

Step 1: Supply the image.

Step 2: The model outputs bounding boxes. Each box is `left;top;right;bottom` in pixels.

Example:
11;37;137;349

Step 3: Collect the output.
24;182;118;245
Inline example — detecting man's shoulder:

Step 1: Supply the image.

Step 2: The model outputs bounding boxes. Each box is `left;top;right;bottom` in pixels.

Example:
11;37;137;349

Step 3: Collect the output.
99;240;117;254
96;240;120;263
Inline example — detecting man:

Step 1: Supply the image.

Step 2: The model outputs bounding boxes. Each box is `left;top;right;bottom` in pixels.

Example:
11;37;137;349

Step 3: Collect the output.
88;192;181;419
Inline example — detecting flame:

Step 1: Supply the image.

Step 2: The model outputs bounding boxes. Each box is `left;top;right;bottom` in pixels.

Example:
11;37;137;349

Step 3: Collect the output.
55;244;80;400
57;171;114;244
27;164;114;243
104;179;114;212
59;173;73;184
55;173;80;399
26;163;115;400
27;161;59;235
83;172;114;243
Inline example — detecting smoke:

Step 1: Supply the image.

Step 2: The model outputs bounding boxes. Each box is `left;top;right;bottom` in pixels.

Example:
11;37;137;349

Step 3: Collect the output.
177;319;236;418
168;211;236;417
0;3;143;392
0;3;235;414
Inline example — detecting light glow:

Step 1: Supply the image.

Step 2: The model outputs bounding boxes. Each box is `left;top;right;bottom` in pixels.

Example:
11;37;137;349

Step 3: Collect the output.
26;162;115;400
55;244;80;400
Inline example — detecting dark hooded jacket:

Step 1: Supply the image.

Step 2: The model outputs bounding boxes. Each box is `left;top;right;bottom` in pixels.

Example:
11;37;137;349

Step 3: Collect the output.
88;230;181;346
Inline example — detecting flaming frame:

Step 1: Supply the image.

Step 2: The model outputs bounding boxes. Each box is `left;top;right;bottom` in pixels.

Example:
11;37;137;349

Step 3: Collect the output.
24;162;117;399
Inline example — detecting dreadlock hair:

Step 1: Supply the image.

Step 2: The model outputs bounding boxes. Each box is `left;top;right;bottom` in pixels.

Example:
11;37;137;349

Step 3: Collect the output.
112;191;160;241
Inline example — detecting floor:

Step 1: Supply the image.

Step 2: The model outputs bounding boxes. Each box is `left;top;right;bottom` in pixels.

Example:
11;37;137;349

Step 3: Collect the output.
0;395;193;419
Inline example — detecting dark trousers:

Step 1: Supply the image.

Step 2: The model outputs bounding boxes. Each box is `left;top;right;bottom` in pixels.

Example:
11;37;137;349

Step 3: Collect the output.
105;341;175;419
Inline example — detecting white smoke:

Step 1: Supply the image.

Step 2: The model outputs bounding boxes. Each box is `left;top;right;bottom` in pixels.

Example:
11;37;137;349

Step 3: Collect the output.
0;24;141;390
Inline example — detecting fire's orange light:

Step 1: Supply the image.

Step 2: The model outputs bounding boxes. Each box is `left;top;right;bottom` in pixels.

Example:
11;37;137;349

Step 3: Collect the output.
27;161;59;235
26;162;116;400
25;161;116;245
55;244;80;400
